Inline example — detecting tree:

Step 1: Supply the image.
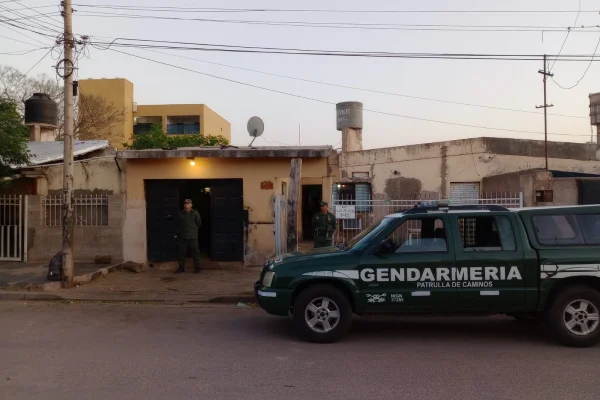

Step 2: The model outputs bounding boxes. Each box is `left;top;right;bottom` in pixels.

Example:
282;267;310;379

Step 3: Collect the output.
0;99;29;182
123;124;229;150
71;94;125;142
0;65;63;139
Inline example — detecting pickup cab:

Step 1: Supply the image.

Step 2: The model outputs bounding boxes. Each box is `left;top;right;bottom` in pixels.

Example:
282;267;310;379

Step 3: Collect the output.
254;203;600;347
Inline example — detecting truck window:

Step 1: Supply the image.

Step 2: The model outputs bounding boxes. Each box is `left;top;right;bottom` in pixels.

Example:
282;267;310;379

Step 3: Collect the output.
385;218;447;253
457;216;516;252
532;215;585;246
576;214;600;245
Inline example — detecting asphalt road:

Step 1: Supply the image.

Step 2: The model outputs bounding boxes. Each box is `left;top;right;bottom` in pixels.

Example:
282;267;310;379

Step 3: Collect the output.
1;302;599;400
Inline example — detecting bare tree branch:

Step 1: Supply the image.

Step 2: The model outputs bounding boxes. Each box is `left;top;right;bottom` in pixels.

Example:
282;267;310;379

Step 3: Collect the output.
74;94;125;143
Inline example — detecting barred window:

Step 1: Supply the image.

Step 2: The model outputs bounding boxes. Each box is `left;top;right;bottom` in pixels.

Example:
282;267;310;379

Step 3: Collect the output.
43;195;109;227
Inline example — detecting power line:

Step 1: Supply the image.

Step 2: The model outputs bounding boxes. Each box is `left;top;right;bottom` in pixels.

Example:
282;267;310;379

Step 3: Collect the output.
133;46;587;119
107;47;592;138
11;0;63;27
72;4;600;14
3;46;55;94
0;47;48;55
552;35;600;89
74;10;600;34
0;32;44;47
13;11;596;32
0;17;52;45
0;3;63;34
549;0;582;72
87;38;600;61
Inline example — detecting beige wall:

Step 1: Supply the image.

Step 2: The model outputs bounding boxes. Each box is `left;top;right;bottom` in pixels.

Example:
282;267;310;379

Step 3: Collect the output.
201;105;232;141
340;138;600;199
34;157;125;196
78;79;134;148
123;157;331;266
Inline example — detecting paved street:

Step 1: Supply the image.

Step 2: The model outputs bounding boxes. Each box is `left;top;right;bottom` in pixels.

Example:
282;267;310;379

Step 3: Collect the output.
2;302;599;400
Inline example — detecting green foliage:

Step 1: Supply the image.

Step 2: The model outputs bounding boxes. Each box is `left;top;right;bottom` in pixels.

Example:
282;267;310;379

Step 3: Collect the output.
0;99;29;182
123;124;229;150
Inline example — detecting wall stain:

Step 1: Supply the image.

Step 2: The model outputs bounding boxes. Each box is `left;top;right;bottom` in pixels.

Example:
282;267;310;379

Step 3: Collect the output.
384;176;423;199
440;145;448;197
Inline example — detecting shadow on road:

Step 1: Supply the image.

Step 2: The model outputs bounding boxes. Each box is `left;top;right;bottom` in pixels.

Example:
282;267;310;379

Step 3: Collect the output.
244;313;555;346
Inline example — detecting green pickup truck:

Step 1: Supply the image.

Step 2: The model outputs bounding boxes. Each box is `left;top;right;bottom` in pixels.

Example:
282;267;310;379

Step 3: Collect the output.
255;202;600;347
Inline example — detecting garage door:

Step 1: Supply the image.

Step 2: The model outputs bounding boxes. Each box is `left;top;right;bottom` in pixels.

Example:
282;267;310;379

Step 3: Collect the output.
450;182;480;205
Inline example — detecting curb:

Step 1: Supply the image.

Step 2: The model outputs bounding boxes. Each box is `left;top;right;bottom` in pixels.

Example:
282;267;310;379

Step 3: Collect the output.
0;291;256;304
0;292;64;301
3;263;123;292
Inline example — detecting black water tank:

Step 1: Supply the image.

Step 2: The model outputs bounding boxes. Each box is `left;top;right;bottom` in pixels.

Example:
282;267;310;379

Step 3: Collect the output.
24;93;58;126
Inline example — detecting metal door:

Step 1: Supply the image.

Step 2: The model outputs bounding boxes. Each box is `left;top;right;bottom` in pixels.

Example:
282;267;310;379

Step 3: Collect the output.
0;195;25;261
210;179;244;261
145;181;180;262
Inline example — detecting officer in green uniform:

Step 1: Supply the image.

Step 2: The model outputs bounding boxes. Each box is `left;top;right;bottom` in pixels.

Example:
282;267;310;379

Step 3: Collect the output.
175;199;202;274
312;201;337;248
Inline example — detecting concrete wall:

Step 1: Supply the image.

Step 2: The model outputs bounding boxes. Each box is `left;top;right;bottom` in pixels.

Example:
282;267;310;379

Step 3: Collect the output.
34;157;125;196
340;138;600;199
123;157;331;266
78;79;134;148
552;179;579;206
26;194;125;263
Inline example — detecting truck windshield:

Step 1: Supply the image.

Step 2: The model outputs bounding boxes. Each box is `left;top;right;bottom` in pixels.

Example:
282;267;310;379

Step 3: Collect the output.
344;217;393;251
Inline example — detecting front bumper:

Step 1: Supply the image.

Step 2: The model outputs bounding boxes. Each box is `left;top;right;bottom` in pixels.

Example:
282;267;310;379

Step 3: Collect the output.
254;281;292;317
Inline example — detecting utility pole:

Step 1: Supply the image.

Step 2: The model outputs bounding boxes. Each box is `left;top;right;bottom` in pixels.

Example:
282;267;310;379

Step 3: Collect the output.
536;54;554;170
61;0;75;288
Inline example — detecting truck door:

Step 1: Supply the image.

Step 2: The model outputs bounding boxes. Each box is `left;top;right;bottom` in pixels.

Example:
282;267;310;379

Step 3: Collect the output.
358;215;455;311
451;213;527;312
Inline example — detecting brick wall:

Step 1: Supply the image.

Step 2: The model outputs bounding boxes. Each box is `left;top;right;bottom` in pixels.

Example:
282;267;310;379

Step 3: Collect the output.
27;194;124;263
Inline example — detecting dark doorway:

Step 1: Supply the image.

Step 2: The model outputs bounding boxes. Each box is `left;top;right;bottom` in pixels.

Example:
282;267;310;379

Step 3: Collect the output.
145;179;244;262
579;180;600;205
302;184;323;240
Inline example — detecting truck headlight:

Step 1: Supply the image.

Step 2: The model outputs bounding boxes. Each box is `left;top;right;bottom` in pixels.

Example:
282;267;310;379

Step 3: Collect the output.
263;271;275;287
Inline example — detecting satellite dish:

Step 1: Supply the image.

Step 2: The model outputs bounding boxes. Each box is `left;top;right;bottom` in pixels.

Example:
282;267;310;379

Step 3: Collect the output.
247;116;264;137
247;116;264;147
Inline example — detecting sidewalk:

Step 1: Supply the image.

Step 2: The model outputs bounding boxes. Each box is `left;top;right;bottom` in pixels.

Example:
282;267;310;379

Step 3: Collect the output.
0;262;260;304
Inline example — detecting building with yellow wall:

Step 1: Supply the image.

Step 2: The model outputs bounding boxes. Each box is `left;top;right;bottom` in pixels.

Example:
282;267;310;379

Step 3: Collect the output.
78;78;231;148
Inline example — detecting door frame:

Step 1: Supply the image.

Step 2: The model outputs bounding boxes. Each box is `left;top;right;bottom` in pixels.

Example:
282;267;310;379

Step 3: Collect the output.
358;214;456;312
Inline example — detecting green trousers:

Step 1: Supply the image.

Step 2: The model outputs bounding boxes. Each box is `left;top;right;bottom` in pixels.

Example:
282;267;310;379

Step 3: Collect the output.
178;239;200;271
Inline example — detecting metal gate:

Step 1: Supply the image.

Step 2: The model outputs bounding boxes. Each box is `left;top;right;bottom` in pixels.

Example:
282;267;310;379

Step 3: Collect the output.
0;195;27;261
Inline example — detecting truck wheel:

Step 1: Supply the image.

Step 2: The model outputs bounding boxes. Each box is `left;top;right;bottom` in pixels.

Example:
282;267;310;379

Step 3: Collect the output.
292;284;352;343
547;286;600;348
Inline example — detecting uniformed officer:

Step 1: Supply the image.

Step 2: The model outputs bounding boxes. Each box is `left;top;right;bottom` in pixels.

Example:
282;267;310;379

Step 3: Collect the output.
175;199;202;274
312;201;337;248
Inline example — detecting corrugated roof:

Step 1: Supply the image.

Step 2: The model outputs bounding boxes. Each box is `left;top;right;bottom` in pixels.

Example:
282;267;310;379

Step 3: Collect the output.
13;140;110;168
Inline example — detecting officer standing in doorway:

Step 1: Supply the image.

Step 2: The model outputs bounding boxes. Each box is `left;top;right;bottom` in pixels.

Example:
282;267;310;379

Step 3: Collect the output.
312;201;337;248
175;199;202;274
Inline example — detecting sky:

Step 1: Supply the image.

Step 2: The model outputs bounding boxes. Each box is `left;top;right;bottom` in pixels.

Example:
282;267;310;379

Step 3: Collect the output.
1;0;600;149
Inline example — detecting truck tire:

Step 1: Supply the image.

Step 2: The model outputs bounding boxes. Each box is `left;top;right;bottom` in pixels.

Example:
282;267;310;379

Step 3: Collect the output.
547;285;600;348
292;284;352;343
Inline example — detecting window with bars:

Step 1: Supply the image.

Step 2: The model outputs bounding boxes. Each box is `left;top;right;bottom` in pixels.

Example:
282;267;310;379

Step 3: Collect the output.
43;195;109;227
332;183;372;212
